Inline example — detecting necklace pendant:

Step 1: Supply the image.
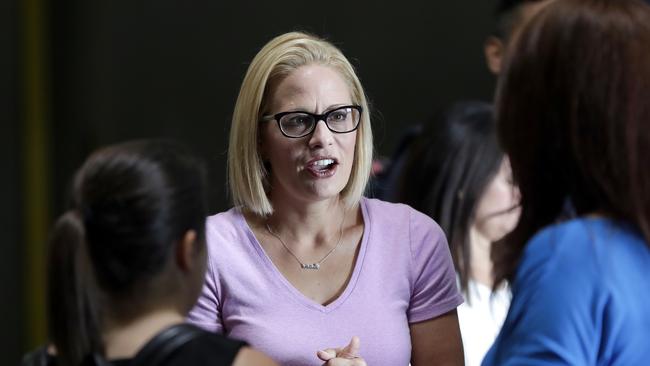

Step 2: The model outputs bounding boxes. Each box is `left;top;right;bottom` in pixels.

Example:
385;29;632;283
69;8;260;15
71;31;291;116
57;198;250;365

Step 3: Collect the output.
301;263;320;270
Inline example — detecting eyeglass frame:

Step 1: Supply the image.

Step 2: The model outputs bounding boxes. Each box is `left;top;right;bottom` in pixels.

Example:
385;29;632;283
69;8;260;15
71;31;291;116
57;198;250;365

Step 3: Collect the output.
260;105;363;138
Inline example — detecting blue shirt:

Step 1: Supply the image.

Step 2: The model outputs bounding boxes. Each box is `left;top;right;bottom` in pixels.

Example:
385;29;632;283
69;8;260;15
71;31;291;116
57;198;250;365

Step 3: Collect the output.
483;218;650;365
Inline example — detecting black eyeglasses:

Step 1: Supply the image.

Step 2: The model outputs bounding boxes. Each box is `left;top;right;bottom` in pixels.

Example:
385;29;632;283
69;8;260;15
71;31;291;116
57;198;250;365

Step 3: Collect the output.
261;105;362;138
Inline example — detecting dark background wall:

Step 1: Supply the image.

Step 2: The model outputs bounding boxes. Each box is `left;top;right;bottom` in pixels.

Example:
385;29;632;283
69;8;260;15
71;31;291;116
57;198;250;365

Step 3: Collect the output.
49;0;498;212
2;0;23;361
4;0;498;361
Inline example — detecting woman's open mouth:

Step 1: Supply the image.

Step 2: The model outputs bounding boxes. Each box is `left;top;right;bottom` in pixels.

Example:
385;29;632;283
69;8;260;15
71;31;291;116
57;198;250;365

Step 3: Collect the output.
305;158;338;178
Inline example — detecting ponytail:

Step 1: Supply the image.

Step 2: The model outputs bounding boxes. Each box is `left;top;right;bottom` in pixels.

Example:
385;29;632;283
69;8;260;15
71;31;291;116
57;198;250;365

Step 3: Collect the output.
45;139;208;364
47;211;103;366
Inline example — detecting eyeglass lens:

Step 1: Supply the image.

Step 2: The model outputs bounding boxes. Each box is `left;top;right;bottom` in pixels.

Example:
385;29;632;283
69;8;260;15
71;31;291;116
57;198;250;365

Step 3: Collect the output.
279;106;360;137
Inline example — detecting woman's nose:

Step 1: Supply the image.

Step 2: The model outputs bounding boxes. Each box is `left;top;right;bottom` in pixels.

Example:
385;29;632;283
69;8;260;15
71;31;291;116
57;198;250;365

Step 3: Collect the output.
308;119;333;148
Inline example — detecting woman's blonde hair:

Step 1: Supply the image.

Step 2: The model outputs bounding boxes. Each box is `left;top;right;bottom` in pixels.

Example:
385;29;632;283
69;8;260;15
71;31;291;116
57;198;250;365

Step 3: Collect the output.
228;31;373;216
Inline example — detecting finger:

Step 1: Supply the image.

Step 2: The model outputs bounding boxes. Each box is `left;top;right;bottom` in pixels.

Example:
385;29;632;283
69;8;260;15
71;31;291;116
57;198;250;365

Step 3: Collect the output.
325;357;367;366
324;359;349;366
338;336;361;358
317;348;337;361
353;358;367;366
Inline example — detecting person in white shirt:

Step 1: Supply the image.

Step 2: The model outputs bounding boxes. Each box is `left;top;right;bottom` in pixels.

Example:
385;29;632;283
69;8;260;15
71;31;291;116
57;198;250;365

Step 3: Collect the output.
392;101;520;366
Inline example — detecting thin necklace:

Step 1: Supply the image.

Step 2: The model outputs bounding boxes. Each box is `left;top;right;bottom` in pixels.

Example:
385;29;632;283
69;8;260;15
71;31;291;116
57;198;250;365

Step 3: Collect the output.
265;210;346;270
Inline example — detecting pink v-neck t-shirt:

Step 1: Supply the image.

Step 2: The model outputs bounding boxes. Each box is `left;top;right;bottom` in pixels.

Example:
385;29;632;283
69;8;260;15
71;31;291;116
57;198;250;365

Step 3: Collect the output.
188;197;463;365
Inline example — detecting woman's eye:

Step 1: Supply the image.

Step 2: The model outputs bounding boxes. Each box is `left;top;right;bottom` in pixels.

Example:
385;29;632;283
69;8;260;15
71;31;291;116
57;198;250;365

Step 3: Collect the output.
329;110;348;122
286;115;310;125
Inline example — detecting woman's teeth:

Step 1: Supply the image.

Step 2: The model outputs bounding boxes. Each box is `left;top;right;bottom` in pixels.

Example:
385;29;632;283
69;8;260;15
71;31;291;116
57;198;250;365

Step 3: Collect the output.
314;159;334;166
311;159;335;171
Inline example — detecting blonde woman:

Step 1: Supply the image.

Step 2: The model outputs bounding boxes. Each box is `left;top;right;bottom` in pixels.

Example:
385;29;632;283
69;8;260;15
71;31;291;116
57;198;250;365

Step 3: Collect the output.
188;32;463;366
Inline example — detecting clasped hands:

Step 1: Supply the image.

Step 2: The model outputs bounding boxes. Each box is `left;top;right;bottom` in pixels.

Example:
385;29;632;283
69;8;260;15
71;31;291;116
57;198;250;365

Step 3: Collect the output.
317;336;367;366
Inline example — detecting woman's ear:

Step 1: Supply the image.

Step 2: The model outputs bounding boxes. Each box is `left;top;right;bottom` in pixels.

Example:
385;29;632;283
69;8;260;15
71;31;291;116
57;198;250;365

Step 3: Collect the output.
176;230;198;272
484;36;505;75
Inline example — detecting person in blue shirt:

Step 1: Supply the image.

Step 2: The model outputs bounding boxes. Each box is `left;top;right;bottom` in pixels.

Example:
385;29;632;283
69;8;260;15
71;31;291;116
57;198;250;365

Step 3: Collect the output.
483;0;650;364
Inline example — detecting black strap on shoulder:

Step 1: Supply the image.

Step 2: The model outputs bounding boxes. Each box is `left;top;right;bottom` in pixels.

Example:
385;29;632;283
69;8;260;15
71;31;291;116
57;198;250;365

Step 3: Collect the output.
20;324;203;366
130;323;205;366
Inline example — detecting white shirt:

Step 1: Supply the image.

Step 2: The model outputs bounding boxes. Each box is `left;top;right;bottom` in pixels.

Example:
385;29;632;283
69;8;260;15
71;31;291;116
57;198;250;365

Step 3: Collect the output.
457;279;510;366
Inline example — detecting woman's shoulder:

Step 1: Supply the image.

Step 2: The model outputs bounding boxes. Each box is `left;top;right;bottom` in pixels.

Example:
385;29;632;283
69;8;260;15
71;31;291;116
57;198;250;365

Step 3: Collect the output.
361;197;447;261
362;197;445;250
144;324;247;366
362;197;440;228
525;217;643;261
516;217;648;297
362;196;415;212
205;207;248;238
519;219;597;275
206;206;243;226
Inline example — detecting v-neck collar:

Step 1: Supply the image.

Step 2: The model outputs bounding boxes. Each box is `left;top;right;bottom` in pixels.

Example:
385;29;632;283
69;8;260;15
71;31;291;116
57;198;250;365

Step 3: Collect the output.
236;198;370;313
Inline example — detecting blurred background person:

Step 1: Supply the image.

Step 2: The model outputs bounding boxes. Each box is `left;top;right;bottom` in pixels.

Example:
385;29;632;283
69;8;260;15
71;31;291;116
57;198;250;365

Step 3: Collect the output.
392;101;520;366
484;0;555;75
370;0;553;199
484;0;650;364
24;140;275;366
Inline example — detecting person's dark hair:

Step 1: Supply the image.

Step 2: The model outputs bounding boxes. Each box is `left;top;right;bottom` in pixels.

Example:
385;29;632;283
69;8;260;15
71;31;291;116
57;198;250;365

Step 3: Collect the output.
396;101;505;299
46;139;208;366
493;0;546;39
493;0;650;286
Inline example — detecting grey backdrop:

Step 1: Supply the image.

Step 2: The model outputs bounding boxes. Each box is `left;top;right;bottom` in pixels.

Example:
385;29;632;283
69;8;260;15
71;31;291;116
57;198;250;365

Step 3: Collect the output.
4;0;497;361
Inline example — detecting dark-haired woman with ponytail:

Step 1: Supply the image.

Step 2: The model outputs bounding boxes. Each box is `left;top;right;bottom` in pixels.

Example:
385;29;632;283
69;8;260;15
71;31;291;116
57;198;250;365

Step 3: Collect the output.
24;140;276;366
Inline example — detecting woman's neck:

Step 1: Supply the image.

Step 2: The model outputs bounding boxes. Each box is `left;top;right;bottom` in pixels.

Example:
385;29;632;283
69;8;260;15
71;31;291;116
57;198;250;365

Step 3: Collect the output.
265;196;351;246
468;226;494;288
102;309;185;360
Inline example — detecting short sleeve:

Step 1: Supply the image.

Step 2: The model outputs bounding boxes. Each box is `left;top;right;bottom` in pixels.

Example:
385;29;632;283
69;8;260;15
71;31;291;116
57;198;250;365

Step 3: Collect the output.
186;226;224;334
482;226;606;365
407;209;464;323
